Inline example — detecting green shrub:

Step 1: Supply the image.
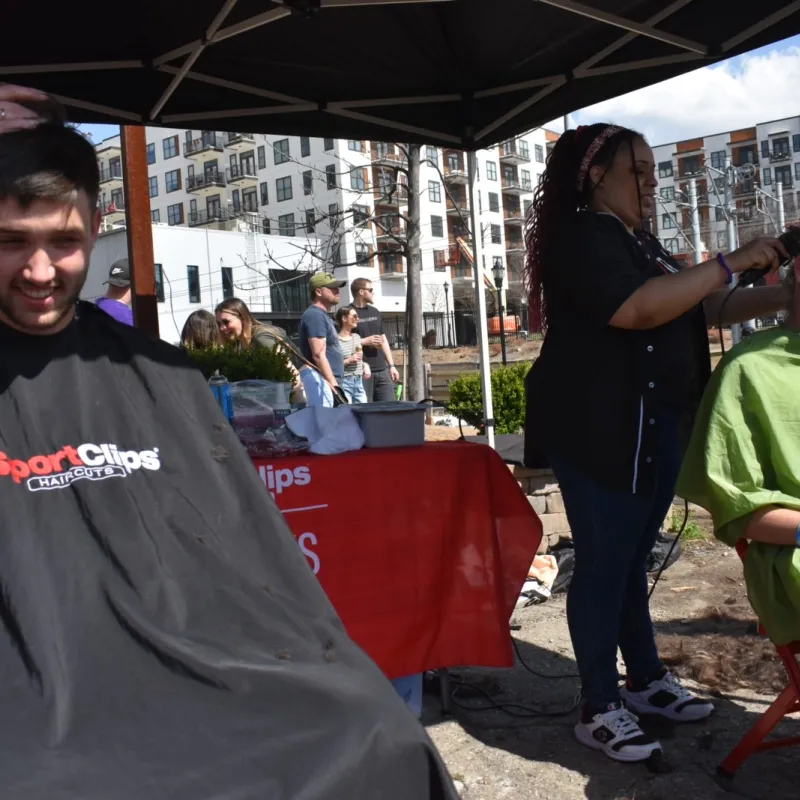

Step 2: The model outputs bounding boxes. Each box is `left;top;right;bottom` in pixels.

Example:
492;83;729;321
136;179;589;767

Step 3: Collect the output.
447;362;530;434
186;344;295;383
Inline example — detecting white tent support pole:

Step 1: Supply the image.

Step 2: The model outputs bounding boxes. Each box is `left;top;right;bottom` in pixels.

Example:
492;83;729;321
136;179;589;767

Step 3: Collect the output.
536;0;708;54
688;178;703;265
575;0;696;71
577;52;705;78
159;66;310;105
474;75;561;100
150;0;241;119
326;107;462;144
213;7;293;44
48;94;142;121
467;151;495;450
0;61;142;75
723;2;800;51
162;103;318;124
476;78;565;143
319;0;455;6
328;93;461;109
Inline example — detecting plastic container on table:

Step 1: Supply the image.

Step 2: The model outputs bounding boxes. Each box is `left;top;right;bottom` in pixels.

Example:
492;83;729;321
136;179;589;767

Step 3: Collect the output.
390;673;423;718
350;401;425;449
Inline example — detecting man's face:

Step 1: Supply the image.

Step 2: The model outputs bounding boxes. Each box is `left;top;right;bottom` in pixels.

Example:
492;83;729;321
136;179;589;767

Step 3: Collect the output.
360;284;374;301
317;285;341;310
0;194;100;335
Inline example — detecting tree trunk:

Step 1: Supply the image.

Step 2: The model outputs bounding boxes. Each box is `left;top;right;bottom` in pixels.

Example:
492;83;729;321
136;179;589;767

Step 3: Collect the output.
405;144;424;401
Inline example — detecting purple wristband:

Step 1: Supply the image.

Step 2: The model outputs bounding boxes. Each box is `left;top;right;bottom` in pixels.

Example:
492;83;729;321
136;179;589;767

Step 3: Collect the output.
716;253;733;285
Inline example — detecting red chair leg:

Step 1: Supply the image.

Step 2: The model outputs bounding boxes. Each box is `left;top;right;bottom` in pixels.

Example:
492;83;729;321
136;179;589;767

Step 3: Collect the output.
719;684;799;776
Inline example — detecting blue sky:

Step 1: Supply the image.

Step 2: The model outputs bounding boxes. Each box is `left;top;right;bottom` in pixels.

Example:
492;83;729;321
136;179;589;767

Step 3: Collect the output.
78;35;800;147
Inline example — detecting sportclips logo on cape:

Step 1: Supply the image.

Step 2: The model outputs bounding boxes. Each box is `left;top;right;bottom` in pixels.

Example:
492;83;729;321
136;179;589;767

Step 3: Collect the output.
0;443;161;492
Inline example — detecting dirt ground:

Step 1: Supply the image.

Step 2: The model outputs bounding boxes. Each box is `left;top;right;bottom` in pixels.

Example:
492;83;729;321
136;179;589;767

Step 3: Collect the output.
422;509;799;800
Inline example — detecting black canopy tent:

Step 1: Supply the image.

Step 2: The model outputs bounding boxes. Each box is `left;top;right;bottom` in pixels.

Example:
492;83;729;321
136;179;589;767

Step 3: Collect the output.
4;0;799;440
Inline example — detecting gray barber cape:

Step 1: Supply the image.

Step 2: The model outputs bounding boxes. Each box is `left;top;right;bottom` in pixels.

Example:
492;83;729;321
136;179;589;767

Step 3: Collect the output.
0;302;457;799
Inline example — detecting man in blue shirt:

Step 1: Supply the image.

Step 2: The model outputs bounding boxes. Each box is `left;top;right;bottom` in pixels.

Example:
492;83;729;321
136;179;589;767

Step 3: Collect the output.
299;272;346;406
95;258;134;326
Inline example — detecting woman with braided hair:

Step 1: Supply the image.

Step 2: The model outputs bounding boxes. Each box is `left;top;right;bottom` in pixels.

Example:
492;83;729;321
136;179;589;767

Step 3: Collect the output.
523;123;789;763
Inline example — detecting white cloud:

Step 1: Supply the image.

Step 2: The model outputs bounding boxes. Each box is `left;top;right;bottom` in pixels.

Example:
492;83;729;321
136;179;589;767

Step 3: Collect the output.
555;45;800;146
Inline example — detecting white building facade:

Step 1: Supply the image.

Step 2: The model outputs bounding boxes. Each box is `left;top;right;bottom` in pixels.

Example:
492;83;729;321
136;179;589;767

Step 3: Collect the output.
93;127;553;343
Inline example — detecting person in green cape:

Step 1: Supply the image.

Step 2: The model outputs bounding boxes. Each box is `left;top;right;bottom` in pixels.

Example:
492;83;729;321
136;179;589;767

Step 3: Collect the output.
678;260;800;646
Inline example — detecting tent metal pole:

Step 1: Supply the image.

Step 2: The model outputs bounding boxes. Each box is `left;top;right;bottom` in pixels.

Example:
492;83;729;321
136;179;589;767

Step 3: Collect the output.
467;152;495;449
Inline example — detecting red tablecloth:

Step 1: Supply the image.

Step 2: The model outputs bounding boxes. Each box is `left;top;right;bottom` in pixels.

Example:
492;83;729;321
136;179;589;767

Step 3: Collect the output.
252;441;542;679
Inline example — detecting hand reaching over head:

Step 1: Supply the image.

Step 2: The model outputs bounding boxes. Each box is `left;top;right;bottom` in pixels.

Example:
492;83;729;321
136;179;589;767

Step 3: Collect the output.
0;84;64;134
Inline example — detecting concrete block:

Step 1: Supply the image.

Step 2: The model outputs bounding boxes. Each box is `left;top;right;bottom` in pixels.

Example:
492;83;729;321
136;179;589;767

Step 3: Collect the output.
527;494;547;515
546;492;566;514
529;476;560;496
541;513;570;536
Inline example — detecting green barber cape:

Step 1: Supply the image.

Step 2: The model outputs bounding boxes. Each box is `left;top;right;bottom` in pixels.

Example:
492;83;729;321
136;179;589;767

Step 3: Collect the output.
677;327;800;646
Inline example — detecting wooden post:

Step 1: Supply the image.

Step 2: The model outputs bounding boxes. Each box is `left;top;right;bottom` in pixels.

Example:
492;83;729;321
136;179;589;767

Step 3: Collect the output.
120;126;159;338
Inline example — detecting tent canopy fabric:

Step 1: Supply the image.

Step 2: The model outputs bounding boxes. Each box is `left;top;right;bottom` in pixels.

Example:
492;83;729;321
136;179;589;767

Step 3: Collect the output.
5;0;800;148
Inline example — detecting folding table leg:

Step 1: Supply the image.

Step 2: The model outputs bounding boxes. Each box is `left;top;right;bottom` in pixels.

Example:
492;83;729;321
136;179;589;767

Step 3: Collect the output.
719;684;798;777
439;668;452;716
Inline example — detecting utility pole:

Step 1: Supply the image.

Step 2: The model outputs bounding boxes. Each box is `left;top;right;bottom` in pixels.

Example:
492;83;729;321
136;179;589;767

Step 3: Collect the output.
688;178;703;265
725;156;742;345
777;181;786;233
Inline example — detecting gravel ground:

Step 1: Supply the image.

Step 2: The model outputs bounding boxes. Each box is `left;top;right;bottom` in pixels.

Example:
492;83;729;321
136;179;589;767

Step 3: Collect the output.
424;537;800;800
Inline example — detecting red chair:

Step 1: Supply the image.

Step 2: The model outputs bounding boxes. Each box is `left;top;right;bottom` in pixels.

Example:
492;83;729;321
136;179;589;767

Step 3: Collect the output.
718;539;800;778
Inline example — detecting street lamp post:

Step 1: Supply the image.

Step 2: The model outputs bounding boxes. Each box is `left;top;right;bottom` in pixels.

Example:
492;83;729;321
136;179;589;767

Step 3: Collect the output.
443;281;452;347
520;296;528;334
491;260;507;366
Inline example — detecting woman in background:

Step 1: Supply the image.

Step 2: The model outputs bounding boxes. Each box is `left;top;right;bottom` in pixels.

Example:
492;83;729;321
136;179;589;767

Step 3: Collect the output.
335;307;370;403
180;310;222;350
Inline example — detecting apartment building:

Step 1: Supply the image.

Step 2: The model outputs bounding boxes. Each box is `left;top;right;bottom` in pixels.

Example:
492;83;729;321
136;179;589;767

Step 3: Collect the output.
93;127;551;339
651;116;800;258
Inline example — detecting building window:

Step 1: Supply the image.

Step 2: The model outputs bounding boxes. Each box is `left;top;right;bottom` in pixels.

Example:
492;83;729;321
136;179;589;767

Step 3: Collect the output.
426;146;438;166
762;167;772;185
279;213;295;236
431;215;444;238
658;161;673;179
305;209;316;234
488;192;499;212
534;144;544;163
187;265;200;303
303;170;313;195
162;135;179;160
428;181;442;202
221;267;234;300
521;169;532;189
348;140;363;152
146;143;156;165
775;165;792;186
326;165;337;190
149;176;158;198
242;187;258;212
328;203;339;227
300;137;311;158
773;137;790;157
795;163;800;181
681;156;700;175
274;139;290;164
154;263;164;302
167;203;184;226
661;214;676;229
486;161;497;181
276;176;293;202
761;140;770;158
324;138;334;151
716;231;728;250
664;238;681;255
262;218;271;235
165;169;181;193
260;182;269;205
715;205;726;222
350;167;366;191
151;209;160;223
355;242;371;264
659;186;674;201
523;199;532;215
794;134;800;153
352;204;369;225
231;189;240;213
257;145;266;169
710;150;727;169
490;224;501;244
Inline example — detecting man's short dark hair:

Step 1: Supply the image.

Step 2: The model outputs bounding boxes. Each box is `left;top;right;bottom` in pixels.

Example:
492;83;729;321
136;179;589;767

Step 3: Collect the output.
351;277;372;296
0;124;100;212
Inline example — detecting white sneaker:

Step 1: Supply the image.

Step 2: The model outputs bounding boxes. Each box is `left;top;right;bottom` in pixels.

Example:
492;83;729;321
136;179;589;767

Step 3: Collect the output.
621;671;714;722
574;704;662;763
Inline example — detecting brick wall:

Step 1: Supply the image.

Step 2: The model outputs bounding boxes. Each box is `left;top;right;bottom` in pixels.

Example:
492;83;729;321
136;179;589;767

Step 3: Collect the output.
511;466;570;552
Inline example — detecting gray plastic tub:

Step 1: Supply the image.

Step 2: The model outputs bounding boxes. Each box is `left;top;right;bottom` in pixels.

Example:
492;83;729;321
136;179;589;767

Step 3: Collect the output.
350;401;425;448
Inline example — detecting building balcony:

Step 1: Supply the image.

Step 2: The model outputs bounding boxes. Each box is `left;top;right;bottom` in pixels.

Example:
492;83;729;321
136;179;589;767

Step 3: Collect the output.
504;207;525;225
378;254;405;279
96;141;121;158
507;266;524;284
371;148;407;169
99;164;124;190
373;185;408;206
770;151;792;164
444;164;468;185
101;198;126;224
446;196;469;216
501;177;532;195
375;218;405;240
185;133;226;159
225;132;257;151
499;139;531;165
188;208;238;227
450;265;473;283
505;239;524;254
186;171;227;196
226;163;258;187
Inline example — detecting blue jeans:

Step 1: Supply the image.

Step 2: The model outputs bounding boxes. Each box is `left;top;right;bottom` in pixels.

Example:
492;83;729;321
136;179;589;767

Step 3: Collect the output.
300;368;334;408
340;374;367;404
547;415;682;708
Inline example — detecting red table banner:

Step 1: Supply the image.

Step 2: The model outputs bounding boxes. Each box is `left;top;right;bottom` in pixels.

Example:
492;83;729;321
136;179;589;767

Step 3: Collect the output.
252;441;542;679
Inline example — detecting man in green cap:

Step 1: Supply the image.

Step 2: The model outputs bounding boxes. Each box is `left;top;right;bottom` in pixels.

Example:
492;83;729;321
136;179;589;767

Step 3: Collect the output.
677;262;800;646
299;271;347;406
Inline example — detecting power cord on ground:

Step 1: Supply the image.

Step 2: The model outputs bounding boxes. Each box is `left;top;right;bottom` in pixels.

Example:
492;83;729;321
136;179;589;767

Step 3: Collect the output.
648;497;689;600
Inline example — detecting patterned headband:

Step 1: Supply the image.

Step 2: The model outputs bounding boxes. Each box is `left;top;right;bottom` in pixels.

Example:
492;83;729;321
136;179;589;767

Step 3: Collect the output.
576;125;624;191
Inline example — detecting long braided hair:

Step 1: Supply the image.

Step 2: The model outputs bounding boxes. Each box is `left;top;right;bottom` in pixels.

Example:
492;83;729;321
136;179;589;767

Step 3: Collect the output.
523;123;645;332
